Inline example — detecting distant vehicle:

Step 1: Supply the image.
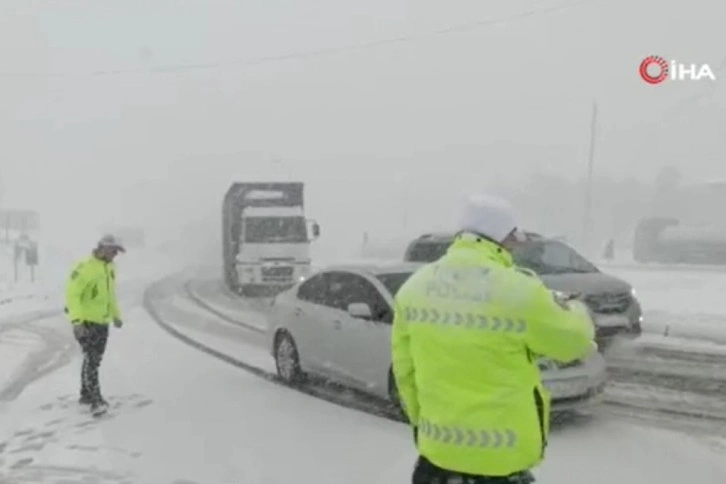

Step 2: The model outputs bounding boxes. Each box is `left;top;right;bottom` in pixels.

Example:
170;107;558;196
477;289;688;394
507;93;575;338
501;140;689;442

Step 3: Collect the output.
634;217;726;264
267;263;607;414
635;180;726;264
222;182;320;297
403;232;643;348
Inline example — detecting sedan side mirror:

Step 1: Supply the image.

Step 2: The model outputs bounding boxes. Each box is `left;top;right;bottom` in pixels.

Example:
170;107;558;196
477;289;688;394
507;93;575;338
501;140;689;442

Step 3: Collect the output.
312;222;320;238
347;302;372;319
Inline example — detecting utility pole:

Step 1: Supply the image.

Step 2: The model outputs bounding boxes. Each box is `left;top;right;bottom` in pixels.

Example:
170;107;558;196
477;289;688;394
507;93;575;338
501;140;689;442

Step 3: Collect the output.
582;100;598;255
402;188;409;229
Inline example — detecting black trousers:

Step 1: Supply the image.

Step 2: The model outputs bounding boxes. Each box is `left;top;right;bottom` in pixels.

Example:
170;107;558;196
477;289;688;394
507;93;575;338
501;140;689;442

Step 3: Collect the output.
413;456;535;484
74;323;109;402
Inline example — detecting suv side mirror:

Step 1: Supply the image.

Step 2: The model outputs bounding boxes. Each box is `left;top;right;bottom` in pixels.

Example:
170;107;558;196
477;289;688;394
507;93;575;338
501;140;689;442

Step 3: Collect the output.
312;222;320;238
347;302;372;319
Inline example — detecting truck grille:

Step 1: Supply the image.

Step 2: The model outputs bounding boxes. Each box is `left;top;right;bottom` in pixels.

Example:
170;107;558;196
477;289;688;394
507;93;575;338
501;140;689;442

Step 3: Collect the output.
584;292;631;314
261;266;294;282
262;257;296;263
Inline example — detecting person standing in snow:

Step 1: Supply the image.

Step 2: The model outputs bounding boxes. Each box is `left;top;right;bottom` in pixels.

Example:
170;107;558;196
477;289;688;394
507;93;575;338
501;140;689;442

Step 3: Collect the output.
64;235;125;412
391;194;596;484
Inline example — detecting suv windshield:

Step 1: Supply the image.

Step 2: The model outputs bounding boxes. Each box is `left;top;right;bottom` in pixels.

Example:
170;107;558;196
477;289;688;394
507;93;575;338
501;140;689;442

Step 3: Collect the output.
513;240;598;275
405;238;598;275
405;241;450;262
376;272;415;297
244;217;308;243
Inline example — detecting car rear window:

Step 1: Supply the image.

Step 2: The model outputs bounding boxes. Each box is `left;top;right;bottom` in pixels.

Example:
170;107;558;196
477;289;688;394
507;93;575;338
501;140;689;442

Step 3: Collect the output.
375;272;414;297
405;241;451;262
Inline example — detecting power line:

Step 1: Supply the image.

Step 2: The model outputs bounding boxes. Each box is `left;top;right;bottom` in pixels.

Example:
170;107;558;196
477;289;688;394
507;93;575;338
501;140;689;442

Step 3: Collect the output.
0;0;598;79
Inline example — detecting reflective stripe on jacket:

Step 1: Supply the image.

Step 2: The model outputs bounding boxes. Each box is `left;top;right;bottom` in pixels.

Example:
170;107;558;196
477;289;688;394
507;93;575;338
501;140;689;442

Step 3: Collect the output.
65;255;120;325
391;235;594;476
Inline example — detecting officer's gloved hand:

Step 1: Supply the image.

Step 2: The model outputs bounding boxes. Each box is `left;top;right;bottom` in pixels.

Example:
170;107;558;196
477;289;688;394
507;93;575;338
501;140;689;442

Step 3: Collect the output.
113;318;123;329
589;340;599;355
551;291;571;310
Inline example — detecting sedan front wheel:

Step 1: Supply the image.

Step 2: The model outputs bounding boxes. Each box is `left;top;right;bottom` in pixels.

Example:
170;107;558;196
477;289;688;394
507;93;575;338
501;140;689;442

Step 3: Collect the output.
274;331;306;386
388;368;407;422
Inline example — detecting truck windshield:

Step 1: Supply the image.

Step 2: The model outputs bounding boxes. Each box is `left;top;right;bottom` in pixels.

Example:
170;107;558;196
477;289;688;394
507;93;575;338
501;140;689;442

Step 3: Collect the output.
244;217;308;243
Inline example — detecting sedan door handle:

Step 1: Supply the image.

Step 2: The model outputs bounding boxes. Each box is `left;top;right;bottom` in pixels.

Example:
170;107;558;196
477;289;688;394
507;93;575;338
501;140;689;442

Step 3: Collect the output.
333;320;342;329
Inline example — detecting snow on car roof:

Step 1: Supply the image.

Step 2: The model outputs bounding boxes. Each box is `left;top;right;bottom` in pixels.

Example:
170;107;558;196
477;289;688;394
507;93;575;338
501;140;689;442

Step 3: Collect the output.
414;231;544;242
322;261;424;275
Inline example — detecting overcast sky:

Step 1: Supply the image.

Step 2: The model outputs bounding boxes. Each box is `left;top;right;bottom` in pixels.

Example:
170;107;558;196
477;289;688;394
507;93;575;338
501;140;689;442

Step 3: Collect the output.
0;0;723;257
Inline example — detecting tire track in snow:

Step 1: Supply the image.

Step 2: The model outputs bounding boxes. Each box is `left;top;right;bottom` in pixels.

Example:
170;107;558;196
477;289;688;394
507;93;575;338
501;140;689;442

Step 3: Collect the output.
0;310;75;403
181;280;266;334
606;344;726;398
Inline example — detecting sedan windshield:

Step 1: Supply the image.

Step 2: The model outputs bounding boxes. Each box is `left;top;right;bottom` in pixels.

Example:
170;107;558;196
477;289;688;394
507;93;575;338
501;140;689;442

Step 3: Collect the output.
513;240;598;275
375;272;414;297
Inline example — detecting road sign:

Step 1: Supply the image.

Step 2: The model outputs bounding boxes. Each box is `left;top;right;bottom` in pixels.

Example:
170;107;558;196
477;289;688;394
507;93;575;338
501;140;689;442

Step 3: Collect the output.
12;234;38;282
0;210;39;241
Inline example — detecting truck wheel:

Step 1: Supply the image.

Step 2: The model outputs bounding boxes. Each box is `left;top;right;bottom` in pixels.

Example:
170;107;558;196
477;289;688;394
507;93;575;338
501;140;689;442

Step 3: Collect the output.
274;331;306;386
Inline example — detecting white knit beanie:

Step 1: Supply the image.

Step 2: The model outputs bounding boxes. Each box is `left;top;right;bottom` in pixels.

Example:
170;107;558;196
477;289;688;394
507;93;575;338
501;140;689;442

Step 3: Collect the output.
456;194;524;243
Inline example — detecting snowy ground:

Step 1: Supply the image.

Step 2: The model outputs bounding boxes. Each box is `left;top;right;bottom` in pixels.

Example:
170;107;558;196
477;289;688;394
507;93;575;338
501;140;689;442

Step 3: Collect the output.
604;265;726;345
0;257;725;482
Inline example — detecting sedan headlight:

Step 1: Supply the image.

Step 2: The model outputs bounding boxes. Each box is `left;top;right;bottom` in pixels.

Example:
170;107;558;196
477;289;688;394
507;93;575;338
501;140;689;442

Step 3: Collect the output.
630;287;637;298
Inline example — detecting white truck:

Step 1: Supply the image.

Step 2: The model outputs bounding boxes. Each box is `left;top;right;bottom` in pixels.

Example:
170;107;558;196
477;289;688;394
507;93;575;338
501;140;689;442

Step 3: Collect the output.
222;182;320;296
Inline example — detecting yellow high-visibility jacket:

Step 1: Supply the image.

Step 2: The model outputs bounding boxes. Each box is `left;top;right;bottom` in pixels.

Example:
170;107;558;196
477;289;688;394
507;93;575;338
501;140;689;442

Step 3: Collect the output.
65;255;120;325
391;235;594;476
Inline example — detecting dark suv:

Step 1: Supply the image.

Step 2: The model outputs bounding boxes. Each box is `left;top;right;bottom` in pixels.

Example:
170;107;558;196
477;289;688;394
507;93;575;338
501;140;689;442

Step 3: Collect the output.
403;232;642;348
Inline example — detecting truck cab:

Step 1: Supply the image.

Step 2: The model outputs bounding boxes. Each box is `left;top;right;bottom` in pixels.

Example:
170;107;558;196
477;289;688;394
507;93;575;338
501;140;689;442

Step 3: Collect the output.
222;182;320;297
236;205;319;294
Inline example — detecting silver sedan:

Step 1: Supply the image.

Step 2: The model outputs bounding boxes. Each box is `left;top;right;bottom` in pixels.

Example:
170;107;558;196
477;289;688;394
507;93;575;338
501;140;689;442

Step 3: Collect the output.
266;263;606;411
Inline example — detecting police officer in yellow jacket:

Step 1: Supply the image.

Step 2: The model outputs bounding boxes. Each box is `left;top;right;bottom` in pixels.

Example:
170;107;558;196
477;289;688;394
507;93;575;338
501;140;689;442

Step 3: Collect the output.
391;194;596;484
65;235;125;412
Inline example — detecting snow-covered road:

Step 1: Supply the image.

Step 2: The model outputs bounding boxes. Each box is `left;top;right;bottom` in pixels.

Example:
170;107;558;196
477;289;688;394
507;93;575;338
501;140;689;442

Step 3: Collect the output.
0;262;725;482
606;265;726;345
